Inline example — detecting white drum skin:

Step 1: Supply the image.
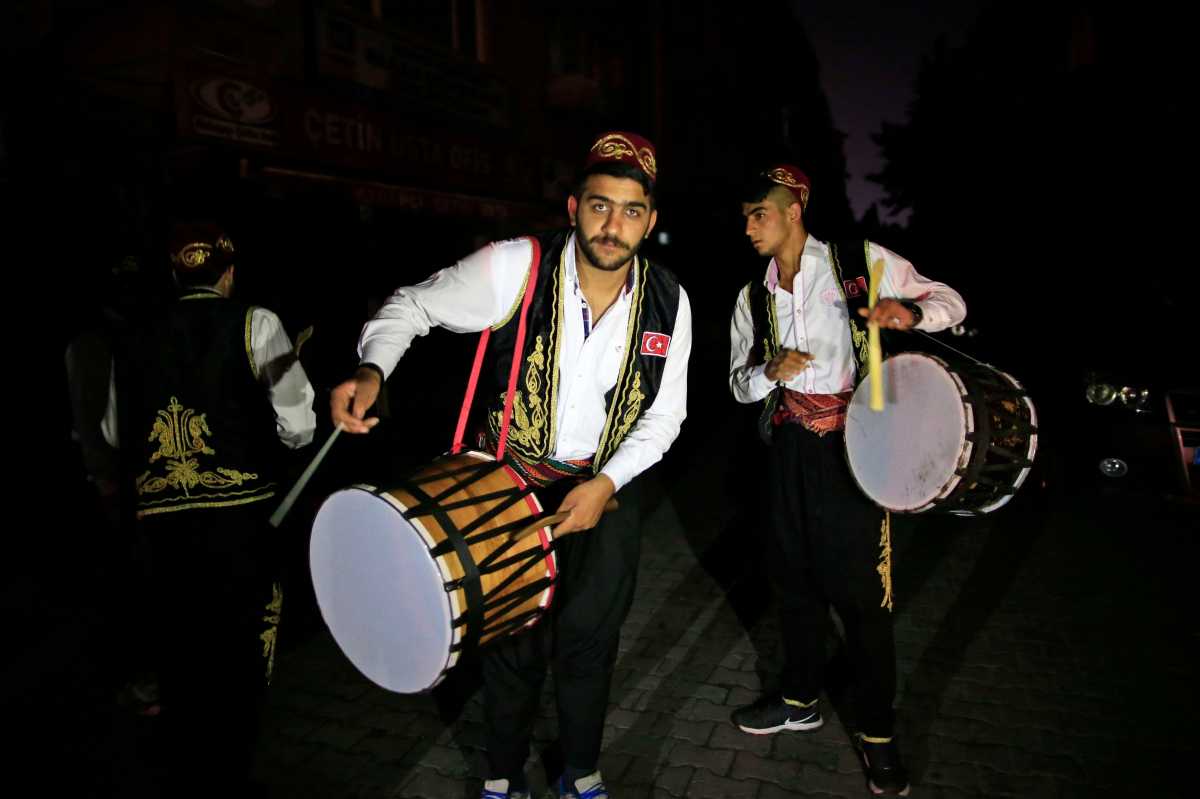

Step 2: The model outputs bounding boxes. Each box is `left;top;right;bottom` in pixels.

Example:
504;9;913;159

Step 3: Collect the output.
845;353;972;512
310;486;456;694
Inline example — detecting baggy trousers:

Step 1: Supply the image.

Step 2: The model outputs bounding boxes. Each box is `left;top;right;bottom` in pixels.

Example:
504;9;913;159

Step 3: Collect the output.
766;423;897;737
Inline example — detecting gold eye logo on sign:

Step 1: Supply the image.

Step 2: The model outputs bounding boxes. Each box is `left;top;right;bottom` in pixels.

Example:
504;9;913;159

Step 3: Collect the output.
191;78;276;125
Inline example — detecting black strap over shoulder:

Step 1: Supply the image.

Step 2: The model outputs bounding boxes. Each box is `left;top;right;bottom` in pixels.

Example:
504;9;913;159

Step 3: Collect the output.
828;239;883;381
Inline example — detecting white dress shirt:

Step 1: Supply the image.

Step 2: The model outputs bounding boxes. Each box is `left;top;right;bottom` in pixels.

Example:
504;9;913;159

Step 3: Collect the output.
101;302;317;450
359;234;692;491
729;237;966;403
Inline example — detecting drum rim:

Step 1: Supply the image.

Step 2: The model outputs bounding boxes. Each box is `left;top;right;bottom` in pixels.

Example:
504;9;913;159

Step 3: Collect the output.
963;367;1039;514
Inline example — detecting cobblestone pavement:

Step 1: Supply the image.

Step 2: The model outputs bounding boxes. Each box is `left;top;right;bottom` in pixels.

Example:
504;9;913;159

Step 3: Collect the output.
247;420;1197;799
13;413;1197;798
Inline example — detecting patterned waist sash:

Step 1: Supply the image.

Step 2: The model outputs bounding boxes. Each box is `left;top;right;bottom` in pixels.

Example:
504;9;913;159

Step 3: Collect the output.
772;389;853;436
504;449;594;488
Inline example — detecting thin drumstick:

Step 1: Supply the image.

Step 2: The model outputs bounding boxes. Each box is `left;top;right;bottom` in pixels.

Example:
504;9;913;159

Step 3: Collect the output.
269;422;344;528
510;498;619;542
867;258;885;412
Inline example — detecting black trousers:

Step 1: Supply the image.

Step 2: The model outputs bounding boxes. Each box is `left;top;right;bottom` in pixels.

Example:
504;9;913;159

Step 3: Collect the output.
142;504;281;795
483;477;643;780
765;423;897;738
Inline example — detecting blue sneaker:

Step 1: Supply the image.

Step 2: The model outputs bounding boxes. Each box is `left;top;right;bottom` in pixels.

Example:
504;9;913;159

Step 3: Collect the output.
482;778;530;799
555;771;609;798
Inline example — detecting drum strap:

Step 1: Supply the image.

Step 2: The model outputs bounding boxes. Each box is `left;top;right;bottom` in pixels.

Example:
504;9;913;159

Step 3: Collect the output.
451;237;543;459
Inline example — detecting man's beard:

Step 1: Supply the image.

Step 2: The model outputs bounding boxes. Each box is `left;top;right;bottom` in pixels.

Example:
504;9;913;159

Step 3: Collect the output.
577;233;642;272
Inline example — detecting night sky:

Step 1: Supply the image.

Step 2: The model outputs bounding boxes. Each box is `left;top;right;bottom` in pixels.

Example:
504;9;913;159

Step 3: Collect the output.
794;0;992;222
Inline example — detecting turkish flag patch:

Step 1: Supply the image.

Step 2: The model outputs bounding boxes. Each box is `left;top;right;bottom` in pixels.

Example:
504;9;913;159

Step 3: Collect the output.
843;276;869;298
640;331;672;357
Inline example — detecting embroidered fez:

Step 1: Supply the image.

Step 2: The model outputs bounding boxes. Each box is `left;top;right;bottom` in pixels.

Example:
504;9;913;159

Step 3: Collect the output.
764;164;811;209
585;131;657;182
170;223;236;272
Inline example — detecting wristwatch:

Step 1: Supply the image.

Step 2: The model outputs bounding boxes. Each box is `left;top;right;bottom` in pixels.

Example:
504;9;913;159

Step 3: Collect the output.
899;300;923;329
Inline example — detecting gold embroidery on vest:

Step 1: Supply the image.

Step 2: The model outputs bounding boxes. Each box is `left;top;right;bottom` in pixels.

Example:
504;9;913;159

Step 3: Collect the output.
851;325;870;373
829;243;871;379
764;284;780;360
545;244;566;452
502;335;549;450
595;257;647;469
877;512;894;612
261;581;283;683
136;396;259;498
135;490;276;518
245;308;258;379
489;244;565;461
611;371;645;445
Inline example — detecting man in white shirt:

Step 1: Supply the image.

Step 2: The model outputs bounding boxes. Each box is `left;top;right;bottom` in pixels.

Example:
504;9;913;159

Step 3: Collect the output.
728;166;966;797
103;223;316;797
331;132;691;799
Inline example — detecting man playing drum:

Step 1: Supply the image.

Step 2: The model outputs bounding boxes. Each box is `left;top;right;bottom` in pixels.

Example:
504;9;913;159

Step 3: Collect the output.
727;166;966;796
331;132;691;799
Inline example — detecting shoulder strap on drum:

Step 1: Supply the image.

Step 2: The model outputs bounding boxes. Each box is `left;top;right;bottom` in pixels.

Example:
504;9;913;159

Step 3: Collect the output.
451;237;542;455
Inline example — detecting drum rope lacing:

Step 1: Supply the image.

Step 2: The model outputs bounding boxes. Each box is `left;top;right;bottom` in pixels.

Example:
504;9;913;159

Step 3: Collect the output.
397;458;556;650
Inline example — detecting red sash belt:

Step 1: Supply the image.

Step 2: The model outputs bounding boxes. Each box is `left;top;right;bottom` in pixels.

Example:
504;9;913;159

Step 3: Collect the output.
772;389;853;436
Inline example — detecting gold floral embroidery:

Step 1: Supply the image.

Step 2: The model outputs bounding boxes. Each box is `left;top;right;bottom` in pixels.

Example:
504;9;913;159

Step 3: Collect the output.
260;582;283;683
172;235;234;269
851;325;870;374
877;513;894;612
765;167;801;188
590;133;657;179
492;245;565;461
498;335;549;451
611;372;645;445
136;396;259;497
765;168;809;208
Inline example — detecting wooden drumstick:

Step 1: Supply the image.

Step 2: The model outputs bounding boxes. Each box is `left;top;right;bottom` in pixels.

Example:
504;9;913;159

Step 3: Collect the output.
867;258;885;412
269;422;344;528
510;498;620;542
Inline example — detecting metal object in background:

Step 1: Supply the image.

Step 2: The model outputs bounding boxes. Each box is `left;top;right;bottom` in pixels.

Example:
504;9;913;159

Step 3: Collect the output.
1165;388;1200;495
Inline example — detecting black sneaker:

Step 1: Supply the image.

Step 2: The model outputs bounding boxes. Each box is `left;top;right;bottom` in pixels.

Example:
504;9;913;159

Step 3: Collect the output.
856;734;910;796
731;695;824;734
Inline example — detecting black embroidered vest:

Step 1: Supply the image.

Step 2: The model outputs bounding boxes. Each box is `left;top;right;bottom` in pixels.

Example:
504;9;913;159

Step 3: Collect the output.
483;230;681;472
117;289;281;517
745;239;883;429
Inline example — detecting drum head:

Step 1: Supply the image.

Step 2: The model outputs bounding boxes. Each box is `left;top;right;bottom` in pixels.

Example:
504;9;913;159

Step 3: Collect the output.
310;487;453;693
845;353;970;511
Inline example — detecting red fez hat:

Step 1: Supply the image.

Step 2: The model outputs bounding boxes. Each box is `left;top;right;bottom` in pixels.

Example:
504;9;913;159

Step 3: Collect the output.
764;164;811;209
169;223;236;272
585;131;657;182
